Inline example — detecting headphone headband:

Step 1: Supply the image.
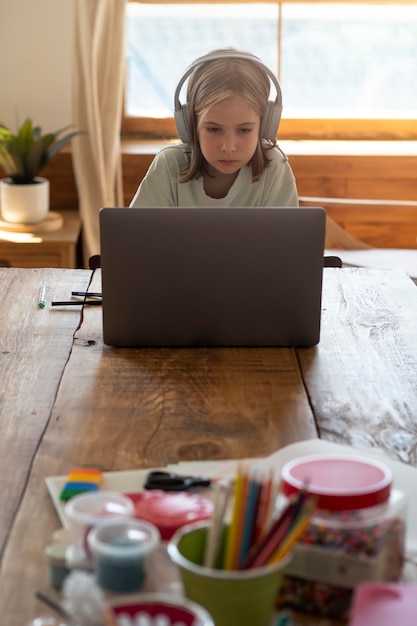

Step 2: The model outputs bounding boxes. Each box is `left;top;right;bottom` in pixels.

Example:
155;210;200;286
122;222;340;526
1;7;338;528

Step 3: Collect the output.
174;50;283;143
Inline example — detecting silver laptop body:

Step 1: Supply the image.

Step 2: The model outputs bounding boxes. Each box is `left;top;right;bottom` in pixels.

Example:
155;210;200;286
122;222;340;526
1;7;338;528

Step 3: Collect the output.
99;206;326;347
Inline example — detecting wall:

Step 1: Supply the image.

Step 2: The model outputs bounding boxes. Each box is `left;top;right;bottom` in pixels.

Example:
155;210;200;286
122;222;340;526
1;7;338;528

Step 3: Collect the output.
0;0;72;131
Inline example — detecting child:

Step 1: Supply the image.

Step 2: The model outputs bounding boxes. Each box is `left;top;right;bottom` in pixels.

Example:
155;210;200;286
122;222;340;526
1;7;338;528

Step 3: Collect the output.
130;48;298;207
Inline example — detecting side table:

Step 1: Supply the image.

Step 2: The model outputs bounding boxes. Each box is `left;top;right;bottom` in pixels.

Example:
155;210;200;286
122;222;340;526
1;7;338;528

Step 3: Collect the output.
0;210;81;268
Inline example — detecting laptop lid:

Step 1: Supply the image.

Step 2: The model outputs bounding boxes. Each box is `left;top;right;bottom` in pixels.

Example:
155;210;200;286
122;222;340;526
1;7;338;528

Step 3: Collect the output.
99;207;326;347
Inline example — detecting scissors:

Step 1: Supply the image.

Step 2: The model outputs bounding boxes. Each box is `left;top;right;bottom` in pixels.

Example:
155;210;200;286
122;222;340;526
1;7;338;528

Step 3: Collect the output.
144;470;211;492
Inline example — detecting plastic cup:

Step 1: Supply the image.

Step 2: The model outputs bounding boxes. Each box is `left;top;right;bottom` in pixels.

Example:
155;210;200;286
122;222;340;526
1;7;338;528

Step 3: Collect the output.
88;517;160;593
64;491;135;566
168;521;290;626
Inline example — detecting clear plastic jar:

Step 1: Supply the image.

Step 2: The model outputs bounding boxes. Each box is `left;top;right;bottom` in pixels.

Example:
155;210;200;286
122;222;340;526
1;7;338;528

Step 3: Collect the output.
276;454;406;619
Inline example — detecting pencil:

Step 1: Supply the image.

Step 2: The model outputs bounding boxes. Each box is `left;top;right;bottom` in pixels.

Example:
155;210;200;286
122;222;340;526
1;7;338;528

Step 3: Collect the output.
268;496;317;565
244;498;296;569
204;482;230;568
223;465;247;570
239;473;261;567
71;291;102;297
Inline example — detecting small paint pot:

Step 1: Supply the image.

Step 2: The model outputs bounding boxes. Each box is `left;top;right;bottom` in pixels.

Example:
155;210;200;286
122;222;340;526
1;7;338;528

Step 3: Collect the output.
88;517;160;593
64;491;135;566
44;542;70;590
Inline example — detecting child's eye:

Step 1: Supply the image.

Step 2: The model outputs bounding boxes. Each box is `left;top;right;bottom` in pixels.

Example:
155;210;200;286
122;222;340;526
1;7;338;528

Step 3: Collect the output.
238;127;253;134
206;126;221;133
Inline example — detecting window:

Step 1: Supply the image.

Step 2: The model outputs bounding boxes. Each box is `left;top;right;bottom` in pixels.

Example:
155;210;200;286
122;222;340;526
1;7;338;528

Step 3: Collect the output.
124;2;417;140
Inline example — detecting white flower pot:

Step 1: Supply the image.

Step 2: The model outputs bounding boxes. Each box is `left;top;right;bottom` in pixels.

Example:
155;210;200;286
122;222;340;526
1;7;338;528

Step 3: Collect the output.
0;177;50;224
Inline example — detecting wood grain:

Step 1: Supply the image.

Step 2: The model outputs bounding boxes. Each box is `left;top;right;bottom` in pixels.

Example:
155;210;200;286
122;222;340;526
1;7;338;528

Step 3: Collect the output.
0;269;90;552
299;268;417;465
1;267;417;626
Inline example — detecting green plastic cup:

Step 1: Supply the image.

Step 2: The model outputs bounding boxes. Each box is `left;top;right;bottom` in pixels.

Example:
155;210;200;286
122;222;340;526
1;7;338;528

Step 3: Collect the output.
168;521;290;626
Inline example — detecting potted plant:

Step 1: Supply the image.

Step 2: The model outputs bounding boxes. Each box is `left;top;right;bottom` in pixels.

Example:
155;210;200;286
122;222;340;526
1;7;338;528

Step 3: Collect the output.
0;118;82;224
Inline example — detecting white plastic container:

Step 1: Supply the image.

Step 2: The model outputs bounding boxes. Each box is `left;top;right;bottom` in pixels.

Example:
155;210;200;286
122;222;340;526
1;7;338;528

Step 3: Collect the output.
64;491;135;567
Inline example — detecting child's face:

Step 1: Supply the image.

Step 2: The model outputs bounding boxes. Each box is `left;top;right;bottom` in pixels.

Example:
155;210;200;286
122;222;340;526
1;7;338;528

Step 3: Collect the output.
197;94;260;177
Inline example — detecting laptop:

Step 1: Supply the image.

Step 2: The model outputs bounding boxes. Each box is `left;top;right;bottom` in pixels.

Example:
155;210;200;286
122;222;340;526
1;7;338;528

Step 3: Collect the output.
99;206;326;347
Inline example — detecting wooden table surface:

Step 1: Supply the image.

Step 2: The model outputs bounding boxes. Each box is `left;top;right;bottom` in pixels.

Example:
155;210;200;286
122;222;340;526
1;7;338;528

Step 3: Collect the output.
1;266;417;626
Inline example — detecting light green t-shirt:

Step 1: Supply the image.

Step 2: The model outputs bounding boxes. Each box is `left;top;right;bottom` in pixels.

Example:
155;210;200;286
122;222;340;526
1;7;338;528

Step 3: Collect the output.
130;144;299;208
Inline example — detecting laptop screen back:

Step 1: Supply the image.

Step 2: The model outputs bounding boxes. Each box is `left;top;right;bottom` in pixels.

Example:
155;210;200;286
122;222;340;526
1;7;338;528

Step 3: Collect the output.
99;206;326;347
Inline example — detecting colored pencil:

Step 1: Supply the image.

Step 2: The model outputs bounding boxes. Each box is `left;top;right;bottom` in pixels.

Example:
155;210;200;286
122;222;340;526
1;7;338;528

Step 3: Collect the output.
267;496;317;565
223;466;247;570
244;498;297;569
239;473;261;567
203;482;230;568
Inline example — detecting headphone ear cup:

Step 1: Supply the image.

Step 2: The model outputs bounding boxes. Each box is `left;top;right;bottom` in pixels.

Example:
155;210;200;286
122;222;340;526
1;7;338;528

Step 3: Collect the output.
260;101;283;141
174;103;191;144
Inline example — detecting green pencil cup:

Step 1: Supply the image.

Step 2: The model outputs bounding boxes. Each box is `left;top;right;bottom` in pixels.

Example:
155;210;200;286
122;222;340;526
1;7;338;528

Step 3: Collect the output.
168;521;290;626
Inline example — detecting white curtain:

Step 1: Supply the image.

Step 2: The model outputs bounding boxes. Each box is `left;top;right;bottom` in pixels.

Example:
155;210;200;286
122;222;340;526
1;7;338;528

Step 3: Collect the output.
72;0;127;266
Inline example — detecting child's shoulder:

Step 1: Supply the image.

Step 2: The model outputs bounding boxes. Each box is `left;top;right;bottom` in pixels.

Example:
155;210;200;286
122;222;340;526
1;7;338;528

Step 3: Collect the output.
156;142;190;163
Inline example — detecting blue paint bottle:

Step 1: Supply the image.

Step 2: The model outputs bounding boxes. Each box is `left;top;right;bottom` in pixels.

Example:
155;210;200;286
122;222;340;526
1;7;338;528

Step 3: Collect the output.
88;517;160;593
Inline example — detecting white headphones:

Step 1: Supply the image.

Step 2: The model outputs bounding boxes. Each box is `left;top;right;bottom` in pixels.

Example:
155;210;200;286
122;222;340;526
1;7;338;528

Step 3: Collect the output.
174;50;283;144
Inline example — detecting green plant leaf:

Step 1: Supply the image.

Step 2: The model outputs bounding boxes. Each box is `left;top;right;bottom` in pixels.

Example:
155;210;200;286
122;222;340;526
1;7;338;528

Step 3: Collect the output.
47;129;83;161
0;119;83;183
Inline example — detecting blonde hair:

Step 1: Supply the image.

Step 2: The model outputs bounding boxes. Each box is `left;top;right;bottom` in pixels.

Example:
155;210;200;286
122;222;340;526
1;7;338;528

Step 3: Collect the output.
178;50;277;183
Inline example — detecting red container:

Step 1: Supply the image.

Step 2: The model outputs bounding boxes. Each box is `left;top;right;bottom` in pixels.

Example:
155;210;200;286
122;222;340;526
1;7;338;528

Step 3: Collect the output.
110;592;214;625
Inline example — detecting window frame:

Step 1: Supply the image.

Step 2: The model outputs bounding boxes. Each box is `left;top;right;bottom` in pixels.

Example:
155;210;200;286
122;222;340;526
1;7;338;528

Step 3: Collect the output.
123;0;417;140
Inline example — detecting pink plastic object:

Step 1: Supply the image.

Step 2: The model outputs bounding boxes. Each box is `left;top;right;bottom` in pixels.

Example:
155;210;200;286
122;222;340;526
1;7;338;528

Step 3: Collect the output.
349;582;417;626
126;490;213;540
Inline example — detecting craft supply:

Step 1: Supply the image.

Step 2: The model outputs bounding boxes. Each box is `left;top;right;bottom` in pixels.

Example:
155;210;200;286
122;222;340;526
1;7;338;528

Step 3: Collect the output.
223;465;247;570
254;469;275;542
64;491;135;567
276;454;407;619
51;300;102;306
38;280;47;308
218;465;314;572
44;542;70;590
34;591;70;620
144;470;211;491
62;570;118;626
349;582;417;626
127;490;213;541
88;517;160;593
168;521;291;626
203;483;230;568
71;291;102;298
109;592;215;626
59;468;103;501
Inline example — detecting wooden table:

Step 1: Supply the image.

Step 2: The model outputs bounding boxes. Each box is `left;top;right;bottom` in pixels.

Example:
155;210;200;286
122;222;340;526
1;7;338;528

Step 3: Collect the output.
1;266;417;626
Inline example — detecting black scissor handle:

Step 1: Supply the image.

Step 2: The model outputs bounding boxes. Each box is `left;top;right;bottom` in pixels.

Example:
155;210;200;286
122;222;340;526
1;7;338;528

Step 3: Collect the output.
144;471;211;491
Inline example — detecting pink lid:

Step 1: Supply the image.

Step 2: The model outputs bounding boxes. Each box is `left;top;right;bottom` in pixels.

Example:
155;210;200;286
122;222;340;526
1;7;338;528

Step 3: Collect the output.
126;491;213;540
281;454;393;510
350;583;417;626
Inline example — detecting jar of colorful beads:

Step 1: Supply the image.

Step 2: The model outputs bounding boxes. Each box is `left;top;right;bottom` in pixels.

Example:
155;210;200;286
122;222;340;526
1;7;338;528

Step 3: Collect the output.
276;454;406;620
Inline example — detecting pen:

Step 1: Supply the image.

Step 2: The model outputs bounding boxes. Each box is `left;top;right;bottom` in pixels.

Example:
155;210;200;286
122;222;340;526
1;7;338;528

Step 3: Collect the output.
51;300;102;307
38;280;47;308
71;291;102;298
